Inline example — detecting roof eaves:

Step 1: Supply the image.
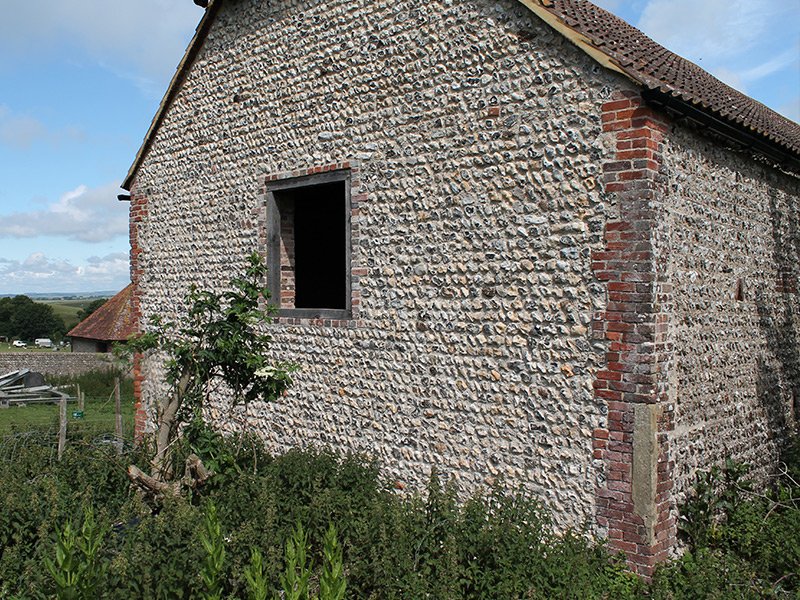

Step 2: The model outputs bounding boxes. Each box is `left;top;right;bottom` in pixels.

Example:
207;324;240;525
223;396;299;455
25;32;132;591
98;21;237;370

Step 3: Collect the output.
122;0;224;191
518;0;800;169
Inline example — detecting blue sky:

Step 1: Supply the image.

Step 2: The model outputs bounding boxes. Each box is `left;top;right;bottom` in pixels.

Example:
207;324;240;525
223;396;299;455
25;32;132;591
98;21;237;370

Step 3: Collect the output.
0;0;798;295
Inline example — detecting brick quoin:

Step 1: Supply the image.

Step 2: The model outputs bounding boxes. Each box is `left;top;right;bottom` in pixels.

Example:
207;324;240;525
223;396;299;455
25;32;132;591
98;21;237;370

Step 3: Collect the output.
592;91;676;577
129;185;147;441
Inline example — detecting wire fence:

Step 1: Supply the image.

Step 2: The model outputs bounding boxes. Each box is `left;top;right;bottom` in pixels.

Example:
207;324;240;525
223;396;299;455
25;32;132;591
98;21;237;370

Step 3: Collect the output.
0;428;136;467
0;391;136;462
0;393;134;429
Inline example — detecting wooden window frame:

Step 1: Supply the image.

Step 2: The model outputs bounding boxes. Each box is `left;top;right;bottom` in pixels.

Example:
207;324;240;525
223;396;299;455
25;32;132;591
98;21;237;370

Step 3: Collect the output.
264;169;352;320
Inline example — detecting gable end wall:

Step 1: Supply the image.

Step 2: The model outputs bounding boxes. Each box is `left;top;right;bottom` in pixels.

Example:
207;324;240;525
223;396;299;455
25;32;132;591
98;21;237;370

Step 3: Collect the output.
127;0;799;574
131;0;629;532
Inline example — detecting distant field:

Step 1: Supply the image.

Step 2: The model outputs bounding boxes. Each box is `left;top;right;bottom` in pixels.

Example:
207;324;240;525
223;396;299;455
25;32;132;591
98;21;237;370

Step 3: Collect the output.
0;341;58;353
41;297;107;330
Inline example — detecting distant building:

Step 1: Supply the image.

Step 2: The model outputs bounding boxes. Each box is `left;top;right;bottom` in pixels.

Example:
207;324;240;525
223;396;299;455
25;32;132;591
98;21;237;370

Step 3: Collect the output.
68;285;136;352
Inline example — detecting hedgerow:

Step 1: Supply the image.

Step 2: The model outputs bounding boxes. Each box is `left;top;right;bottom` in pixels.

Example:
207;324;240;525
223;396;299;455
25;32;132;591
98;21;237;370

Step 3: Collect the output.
1;424;797;598
0;423;640;598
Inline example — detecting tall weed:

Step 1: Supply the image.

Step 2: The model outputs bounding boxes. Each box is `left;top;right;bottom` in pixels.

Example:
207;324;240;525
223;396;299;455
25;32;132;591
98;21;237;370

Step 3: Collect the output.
200;502;226;600
319;524;346;600
45;508;107;600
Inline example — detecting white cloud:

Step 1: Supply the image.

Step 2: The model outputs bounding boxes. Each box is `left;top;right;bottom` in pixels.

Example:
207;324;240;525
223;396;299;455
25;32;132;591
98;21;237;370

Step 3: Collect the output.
0;252;129;295
737;46;800;84
0;104;86;150
637;0;772;62
0;182;128;243
712;45;800;95
0;0;201;86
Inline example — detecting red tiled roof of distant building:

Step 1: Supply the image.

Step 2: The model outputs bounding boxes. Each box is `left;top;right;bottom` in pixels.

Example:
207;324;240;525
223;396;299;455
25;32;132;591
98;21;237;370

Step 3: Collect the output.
68;284;137;341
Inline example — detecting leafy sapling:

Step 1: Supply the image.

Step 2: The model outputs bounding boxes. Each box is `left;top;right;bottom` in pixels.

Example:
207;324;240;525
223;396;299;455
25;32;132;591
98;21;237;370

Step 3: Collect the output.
122;253;297;496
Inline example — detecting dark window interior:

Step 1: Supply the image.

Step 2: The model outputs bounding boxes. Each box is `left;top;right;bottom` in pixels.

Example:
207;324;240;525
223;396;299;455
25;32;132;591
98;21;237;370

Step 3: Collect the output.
277;181;346;310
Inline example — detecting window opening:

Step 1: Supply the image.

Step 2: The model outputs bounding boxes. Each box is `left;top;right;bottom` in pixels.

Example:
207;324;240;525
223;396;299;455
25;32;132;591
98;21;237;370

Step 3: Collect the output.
265;170;351;319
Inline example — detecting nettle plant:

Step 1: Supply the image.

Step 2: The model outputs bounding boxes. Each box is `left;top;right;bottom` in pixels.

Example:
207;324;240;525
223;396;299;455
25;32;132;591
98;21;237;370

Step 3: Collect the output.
124;253;297;497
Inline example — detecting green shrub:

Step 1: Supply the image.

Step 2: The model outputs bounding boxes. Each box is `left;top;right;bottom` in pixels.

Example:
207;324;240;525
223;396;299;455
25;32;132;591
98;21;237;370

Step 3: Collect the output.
0;424;144;597
650;548;764;599
47;369;133;402
331;472;639;600
5;423;797;598
104;496;204;599
654;440;800;597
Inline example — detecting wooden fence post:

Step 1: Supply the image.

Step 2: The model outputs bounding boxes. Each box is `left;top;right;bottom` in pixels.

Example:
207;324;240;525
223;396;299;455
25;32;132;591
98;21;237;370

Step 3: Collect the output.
114;377;122;440
58;395;67;460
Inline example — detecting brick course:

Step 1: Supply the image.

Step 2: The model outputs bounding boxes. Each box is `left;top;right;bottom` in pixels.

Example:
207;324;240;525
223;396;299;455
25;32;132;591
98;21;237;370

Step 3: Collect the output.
129;188;148;440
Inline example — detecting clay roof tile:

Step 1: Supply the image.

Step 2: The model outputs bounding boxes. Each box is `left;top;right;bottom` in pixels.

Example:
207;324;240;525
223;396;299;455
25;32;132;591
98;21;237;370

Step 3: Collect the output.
67;285;137;342
541;0;800;155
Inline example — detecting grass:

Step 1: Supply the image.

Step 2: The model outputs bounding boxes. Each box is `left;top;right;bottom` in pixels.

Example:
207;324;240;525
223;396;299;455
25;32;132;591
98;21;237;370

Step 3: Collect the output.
41;298;107;331
0;341;63;353
0;395;135;436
